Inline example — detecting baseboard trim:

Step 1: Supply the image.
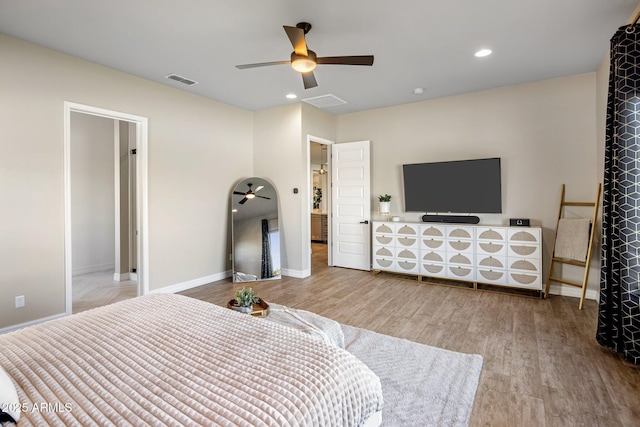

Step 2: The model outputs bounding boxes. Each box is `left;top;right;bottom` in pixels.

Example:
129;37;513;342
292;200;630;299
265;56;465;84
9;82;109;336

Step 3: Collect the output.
547;283;599;301
113;272;130;282
282;268;310;279
73;263;115;276
148;271;232;295
0;312;67;335
113;272;138;282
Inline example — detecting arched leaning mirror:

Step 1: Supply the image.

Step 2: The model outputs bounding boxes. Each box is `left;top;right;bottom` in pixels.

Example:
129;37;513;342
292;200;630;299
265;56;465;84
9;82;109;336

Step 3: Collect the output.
232;177;281;283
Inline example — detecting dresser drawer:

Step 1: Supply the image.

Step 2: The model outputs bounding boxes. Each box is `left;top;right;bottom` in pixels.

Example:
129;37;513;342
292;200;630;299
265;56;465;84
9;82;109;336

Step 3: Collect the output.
396;235;419;249
396;248;419;261
447;239;474;253
396;259;420;274
373;245;395;258
477;255;506;270
373;257;396;271
448;252;473;267
420;224;446;239
447;265;475;280
373;234;394;246
396;223;419;237
508;228;541;244
421;262;447;278
420;236;446;251
476;227;507;242
508;257;541;274
507;243;541;259
446;226;475;240
477;268;507;285
477;240;507;256
421;250;446;264
373;222;395;235
508;272;542;289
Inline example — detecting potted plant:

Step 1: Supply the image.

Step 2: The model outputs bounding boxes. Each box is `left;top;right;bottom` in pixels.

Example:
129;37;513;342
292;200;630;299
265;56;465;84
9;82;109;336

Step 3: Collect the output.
378;194;392;214
313;187;322;210
231;287;260;313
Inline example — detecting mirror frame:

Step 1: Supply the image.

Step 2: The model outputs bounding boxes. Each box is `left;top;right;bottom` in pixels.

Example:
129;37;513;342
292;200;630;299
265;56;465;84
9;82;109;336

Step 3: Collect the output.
231;177;281;283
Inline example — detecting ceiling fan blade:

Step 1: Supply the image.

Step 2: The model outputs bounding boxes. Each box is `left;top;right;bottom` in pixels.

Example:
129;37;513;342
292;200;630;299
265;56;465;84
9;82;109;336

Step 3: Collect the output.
233;191;247;196
302;71;317;89
283;25;308;56
236;60;290;69
256;195;271;200
316;55;374;66
255;185;264;192
239;197;248;205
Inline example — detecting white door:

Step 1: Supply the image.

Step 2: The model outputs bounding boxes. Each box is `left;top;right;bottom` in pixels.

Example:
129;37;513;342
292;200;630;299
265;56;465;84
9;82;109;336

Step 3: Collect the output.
331;141;371;270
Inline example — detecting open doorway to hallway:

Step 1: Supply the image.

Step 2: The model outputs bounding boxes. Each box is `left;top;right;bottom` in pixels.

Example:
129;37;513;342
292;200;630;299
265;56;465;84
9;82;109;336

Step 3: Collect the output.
70;112;137;312
66;104;148;314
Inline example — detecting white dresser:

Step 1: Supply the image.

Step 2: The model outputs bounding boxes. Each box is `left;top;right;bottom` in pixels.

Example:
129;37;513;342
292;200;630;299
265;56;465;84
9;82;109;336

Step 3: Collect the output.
372;221;542;291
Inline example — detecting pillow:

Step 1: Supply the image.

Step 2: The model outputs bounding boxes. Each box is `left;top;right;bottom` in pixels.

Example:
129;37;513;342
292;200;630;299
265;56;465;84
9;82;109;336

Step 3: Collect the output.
0;365;19;423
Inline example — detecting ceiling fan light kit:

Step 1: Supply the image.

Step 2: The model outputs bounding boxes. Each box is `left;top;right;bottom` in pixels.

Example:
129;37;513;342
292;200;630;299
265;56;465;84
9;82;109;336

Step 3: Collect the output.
236;22;374;89
233;183;270;205
291;51;317;73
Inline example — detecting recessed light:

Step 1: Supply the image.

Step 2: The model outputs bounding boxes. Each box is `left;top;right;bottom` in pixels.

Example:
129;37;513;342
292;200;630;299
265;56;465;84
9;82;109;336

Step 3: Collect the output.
474;49;492;58
286;93;297;99
413;87;424;95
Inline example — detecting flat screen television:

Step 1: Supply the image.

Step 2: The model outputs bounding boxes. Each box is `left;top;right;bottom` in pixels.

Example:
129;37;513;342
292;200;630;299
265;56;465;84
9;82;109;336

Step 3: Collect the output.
402;157;502;214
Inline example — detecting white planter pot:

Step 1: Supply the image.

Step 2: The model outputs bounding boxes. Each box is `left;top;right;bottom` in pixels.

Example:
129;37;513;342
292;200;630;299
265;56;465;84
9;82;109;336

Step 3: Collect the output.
379;201;391;214
232;305;253;314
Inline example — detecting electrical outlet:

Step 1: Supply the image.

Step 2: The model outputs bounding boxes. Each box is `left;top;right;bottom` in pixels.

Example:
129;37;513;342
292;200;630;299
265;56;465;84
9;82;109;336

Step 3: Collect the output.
15;295;25;308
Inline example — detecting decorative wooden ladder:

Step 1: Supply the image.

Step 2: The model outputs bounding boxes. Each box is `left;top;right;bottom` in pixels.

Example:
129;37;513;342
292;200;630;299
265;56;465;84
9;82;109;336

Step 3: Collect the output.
544;183;601;310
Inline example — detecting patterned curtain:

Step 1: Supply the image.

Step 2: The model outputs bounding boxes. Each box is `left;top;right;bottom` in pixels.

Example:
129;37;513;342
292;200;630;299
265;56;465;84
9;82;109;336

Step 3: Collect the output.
597;25;640;365
260;219;273;279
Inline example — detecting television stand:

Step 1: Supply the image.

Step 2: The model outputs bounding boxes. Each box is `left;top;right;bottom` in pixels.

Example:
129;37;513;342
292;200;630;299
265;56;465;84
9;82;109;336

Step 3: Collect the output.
372;220;543;291
421;214;480;224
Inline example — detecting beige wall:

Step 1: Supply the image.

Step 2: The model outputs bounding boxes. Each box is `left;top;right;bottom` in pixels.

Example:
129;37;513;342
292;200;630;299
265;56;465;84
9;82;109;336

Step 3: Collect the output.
252;104;303;275
0;34;253;329
251;103;336;276
336;74;600;298
0;29;616;329
301;103;337;273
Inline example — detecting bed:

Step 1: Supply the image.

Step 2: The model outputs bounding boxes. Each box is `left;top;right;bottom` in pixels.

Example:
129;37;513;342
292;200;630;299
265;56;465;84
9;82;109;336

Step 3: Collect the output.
0;294;383;426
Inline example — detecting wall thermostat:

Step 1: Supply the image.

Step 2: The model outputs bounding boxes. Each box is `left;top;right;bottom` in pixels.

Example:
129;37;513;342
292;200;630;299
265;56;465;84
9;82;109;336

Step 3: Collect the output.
293;188;298;194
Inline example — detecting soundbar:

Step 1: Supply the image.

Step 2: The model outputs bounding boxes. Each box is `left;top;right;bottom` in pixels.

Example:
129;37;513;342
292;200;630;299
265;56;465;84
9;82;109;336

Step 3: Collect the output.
421;214;480;224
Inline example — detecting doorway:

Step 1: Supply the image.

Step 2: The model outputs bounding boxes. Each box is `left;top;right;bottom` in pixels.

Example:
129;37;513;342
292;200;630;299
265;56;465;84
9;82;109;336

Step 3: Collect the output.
308;137;333;274
64;102;149;315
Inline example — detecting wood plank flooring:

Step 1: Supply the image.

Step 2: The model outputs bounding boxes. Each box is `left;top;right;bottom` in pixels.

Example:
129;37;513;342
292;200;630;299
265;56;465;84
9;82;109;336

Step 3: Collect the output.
179;243;640;427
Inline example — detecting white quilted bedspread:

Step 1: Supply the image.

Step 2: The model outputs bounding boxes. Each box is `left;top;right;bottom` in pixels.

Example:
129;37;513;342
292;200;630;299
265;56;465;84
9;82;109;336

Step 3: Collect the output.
0;294;383;426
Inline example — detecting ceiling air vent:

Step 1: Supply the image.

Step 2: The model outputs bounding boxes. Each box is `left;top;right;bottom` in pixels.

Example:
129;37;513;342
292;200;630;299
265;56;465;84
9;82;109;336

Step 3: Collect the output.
165;74;198;86
302;94;347;109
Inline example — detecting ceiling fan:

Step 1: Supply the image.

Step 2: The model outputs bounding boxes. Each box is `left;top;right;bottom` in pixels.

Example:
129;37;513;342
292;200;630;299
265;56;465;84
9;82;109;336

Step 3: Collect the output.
234;183;270;205
235;22;374;89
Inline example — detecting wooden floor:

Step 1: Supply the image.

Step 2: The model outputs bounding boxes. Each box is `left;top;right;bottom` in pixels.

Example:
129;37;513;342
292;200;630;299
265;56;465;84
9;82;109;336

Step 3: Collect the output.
179;243;640;427
75;245;639;425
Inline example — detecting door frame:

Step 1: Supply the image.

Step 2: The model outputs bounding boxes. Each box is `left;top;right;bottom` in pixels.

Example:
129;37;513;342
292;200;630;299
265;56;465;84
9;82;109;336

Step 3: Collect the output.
63;102;149;315
306;135;334;272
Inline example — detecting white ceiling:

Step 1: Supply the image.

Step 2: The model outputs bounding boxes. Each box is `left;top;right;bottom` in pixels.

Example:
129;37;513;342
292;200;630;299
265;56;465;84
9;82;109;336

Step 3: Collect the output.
1;0;638;114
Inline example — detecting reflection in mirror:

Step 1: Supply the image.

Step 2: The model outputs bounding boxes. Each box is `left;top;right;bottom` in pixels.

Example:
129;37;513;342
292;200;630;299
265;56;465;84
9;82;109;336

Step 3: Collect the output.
232;177;281;283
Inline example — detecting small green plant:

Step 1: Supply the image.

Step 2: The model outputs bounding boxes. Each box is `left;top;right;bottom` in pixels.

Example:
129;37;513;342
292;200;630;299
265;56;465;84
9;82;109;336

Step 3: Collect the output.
235;287;260;308
314;187;323;208
378;194;392;202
